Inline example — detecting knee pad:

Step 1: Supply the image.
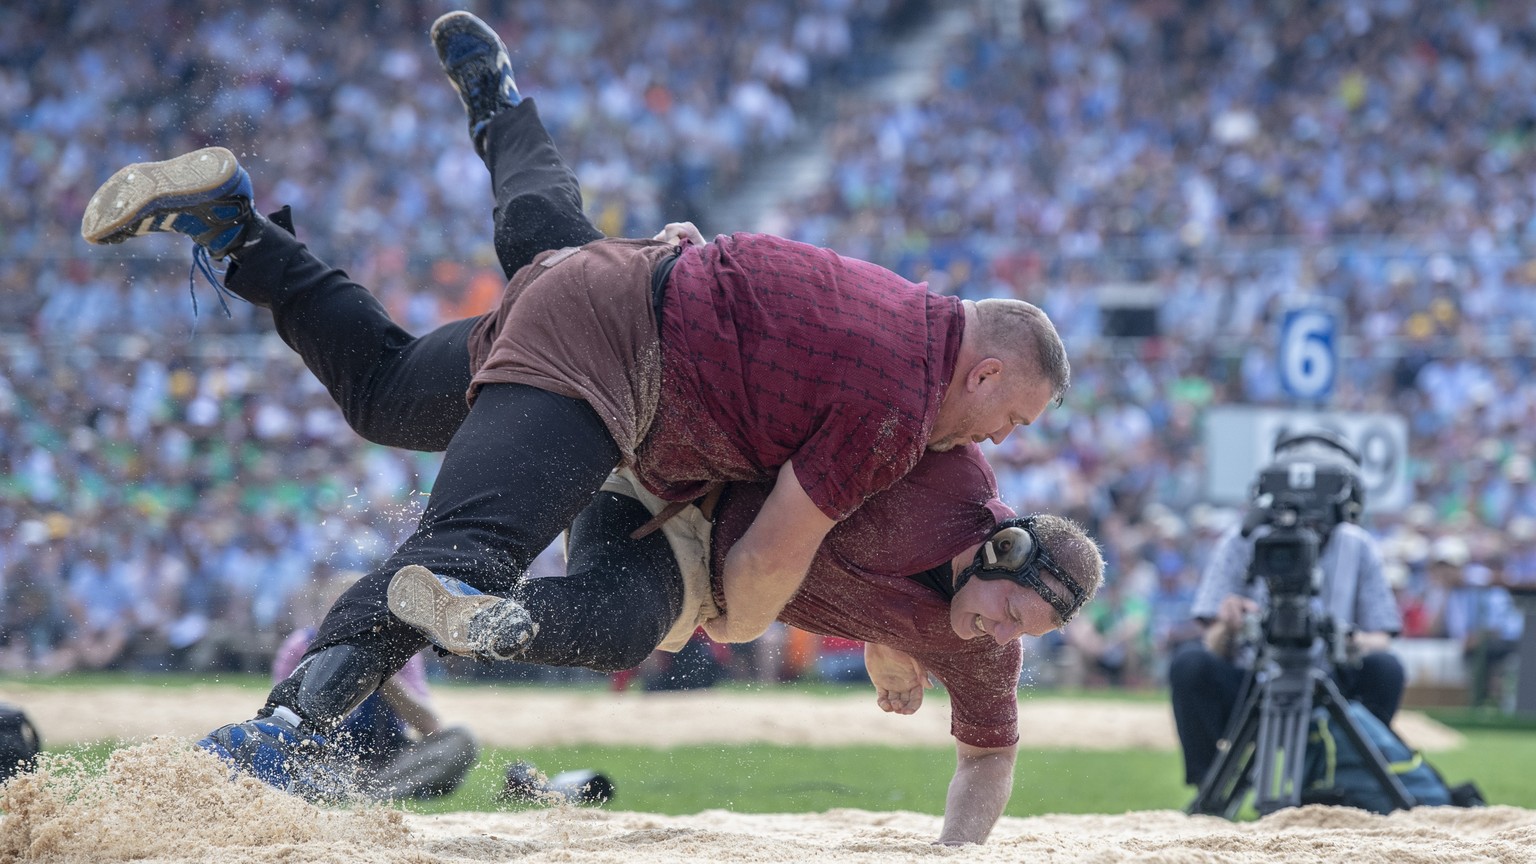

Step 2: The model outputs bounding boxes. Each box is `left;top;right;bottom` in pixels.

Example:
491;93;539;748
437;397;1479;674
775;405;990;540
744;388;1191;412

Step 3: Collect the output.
266;643;393;732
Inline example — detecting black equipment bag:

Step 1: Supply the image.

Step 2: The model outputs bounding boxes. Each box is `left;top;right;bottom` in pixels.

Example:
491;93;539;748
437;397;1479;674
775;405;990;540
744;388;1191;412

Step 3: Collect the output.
0;703;41;782
1302;701;1483;813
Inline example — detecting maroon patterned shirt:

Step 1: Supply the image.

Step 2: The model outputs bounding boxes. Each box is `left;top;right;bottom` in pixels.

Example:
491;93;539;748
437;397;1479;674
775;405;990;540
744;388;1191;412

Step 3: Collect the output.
634;233;964;521
711;445;1024;749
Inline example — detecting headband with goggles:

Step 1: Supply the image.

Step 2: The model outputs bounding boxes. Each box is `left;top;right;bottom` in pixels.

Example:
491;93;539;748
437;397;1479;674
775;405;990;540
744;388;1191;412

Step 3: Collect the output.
954;516;1088;623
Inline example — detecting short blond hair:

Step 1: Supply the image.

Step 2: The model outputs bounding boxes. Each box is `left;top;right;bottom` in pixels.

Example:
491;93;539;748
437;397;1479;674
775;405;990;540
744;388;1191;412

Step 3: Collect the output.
974;299;1070;405
1032;514;1104;626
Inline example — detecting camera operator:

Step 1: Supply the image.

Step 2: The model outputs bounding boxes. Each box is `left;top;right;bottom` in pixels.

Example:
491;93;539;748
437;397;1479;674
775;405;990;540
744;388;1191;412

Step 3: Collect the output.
1169;431;1404;788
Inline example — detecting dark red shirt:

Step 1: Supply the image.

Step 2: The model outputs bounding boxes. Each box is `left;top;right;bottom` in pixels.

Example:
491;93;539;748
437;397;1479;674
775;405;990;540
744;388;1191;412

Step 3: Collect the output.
635;233;964;520
711;445;1023;748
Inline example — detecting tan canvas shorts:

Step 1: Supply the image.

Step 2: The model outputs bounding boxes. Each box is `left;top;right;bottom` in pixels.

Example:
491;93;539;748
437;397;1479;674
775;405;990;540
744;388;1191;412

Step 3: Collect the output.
595;468;721;652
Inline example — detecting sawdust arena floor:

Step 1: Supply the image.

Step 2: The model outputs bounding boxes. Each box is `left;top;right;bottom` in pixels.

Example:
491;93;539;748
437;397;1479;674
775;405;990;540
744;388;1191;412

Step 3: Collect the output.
0;681;1528;863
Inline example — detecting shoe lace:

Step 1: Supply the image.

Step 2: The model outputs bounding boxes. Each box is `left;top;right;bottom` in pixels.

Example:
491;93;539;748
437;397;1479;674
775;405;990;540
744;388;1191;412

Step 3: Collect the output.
188;245;239;318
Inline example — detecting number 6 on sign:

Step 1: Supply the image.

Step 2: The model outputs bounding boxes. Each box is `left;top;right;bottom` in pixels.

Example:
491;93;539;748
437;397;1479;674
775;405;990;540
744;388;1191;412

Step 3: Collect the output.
1279;306;1337;402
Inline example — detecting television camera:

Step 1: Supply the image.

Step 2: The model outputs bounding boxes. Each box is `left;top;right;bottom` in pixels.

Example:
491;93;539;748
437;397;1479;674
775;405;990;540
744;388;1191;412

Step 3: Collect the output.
1244;457;1353;652
1187;448;1416;817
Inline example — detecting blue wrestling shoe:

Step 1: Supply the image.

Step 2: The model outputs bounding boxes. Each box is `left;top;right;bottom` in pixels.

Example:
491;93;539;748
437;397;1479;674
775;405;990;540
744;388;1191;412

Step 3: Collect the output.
430;11;521;155
81;147;264;313
387;564;537;662
81;147;256;258
197;707;348;801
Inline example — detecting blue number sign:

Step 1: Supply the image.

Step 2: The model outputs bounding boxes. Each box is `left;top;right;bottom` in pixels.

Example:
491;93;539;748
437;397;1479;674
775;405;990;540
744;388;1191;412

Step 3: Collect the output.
1279;307;1337;402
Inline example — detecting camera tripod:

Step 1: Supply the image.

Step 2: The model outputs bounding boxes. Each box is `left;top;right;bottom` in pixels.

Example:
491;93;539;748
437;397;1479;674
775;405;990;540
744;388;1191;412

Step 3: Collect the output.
1186;639;1415;818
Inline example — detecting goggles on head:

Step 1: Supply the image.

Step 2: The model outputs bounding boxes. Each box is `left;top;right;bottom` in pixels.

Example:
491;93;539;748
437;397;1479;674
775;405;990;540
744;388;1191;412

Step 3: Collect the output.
954;516;1088;623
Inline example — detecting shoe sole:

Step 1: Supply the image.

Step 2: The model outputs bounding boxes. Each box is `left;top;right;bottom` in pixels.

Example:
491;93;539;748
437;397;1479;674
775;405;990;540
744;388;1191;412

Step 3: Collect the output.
387;564;508;658
81;147;241;245
429;11;507;63
429;11;514;101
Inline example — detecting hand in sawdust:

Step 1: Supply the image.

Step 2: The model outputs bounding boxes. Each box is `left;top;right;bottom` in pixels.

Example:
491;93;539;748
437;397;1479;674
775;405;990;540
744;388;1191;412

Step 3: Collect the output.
865;641;931;715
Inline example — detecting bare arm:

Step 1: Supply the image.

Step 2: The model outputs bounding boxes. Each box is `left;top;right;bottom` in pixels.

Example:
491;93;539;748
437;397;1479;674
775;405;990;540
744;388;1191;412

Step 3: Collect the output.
376;677;442;736
865;641;931;715
702;460;835;643
937;741;1017;845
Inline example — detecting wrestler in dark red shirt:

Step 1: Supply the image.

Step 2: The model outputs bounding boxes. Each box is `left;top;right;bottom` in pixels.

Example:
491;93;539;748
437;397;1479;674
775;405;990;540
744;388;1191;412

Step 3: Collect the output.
709;443;1102;846
88;14;1095;846
650;230;1070;646
641;233;963;521
714;445;1024;749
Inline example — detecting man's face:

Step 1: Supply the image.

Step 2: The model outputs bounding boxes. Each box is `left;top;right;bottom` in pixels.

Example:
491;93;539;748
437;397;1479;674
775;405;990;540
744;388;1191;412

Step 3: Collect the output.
949;572;1064;643
929;371;1054;453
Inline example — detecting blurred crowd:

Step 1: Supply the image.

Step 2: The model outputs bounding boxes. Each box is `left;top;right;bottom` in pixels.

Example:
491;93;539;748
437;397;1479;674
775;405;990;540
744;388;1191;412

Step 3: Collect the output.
0;0;914;674
1;0;1531;707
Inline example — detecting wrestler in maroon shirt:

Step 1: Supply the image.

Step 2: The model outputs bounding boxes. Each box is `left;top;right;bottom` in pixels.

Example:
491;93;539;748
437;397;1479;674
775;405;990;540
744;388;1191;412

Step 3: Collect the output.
717;445;1041;746
458;220;1069;647
83;13;1097;845
705;442;1101;843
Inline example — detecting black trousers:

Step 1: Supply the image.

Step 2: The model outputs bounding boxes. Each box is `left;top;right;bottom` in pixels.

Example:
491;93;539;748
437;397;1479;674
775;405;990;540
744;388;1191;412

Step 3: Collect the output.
226;101;685;705
1167;641;1407;785
234;98;605;453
